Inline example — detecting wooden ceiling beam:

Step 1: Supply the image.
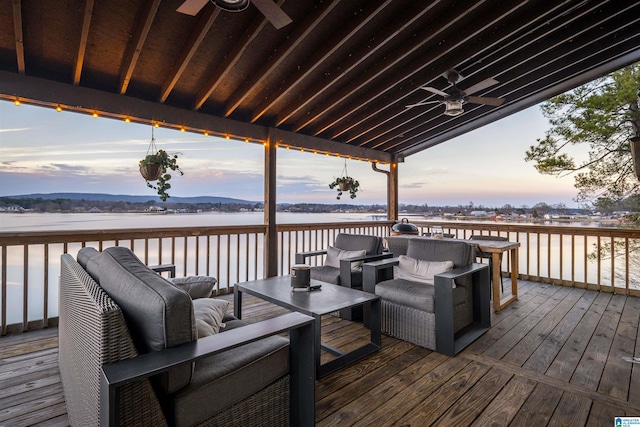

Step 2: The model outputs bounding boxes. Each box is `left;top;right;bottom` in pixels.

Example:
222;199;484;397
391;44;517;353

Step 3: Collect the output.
393;31;640;156
347;0;579;148
317;0;529;141
159;7;220;103
192;1;282;111
402;45;640;157
374;1;638;153
73;0;94;85
275;0;442;128
249;0;395;124
290;0;485;133
119;0;161;94
302;0;526;137
11;0;25;75
224;0;340;118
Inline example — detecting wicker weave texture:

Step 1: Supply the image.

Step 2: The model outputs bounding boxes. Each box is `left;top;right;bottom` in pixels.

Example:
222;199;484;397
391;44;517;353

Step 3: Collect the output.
381;301;436;349
59;254;166;427
196;376;290;427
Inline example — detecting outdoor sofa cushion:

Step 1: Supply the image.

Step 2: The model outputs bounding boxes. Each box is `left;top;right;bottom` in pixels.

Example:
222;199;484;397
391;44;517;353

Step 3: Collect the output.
397;255;454;285
324;246;367;271
171;275;217;299
97;246;196;394
192;298;229;337
375;279;467;312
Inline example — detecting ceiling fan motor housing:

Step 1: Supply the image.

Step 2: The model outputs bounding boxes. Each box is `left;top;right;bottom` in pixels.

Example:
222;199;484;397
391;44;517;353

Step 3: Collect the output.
212;0;250;12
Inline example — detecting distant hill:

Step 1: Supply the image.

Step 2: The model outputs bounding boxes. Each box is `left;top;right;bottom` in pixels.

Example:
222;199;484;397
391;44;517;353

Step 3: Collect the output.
7;193;259;205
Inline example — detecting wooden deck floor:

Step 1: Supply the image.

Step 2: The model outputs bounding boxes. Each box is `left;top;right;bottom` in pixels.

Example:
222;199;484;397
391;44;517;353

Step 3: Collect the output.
1;280;639;426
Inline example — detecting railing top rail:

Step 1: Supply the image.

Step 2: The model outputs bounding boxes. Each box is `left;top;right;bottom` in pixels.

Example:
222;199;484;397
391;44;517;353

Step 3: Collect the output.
414;220;640;238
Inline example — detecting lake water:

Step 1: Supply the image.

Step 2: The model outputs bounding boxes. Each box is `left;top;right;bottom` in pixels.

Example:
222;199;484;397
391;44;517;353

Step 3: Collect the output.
0;211;381;232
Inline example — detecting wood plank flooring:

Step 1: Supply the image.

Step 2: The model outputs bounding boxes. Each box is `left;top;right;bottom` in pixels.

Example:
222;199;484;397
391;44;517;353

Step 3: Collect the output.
0;280;638;426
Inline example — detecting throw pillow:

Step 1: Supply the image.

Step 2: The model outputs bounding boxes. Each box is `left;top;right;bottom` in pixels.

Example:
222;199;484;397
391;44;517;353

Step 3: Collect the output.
324;246;367;271
171;275;217;299
193;298;229;338
397;255;454;286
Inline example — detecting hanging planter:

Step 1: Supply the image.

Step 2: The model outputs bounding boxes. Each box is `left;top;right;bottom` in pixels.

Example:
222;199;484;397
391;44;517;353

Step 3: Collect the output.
329;160;360;200
139;127;184;201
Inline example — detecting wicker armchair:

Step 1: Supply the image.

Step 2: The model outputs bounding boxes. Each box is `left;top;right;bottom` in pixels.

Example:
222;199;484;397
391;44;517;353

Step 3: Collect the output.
363;237;490;355
59;248;315;427
295;233;391;320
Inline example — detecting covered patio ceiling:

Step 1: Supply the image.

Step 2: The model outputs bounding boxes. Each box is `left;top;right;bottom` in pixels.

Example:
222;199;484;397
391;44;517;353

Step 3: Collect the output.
1;0;640;164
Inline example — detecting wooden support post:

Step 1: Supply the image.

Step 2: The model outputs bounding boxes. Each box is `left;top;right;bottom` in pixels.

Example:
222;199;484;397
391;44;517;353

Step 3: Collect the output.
389;162;398;221
264;132;278;277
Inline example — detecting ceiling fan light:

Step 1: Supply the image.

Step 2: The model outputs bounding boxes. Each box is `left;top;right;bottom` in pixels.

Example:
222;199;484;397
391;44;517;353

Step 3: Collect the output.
444;100;464;116
211;0;249;12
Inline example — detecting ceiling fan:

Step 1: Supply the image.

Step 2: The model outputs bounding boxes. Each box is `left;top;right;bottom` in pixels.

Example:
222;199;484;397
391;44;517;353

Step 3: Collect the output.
407;70;505;116
177;0;292;29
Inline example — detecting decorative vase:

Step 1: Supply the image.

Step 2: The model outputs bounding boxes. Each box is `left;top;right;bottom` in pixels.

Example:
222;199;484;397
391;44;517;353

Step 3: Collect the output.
140;164;162;181
339;182;351;191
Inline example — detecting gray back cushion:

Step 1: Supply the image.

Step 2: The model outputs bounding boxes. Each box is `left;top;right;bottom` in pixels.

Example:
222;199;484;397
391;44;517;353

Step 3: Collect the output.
97;246;195;394
335;233;382;255
77;247;102;282
407;239;473;268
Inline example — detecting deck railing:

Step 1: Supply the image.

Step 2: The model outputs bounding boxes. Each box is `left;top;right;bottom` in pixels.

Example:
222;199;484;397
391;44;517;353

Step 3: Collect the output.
1;219;639;335
0;221;393;335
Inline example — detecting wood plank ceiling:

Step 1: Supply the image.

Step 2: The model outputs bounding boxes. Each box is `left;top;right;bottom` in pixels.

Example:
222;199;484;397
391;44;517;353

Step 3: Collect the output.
1;0;639;163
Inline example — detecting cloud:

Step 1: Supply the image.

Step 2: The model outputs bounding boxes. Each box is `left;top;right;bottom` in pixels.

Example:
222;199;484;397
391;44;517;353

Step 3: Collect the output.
401;182;426;189
0;127;31;132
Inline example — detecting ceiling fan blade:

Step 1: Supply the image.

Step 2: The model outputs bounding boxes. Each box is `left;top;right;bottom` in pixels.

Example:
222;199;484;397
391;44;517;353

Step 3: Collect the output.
177;0;209;15
467;96;505;106
463;78;499;96
421;86;448;97
252;0;292;29
406;101;441;108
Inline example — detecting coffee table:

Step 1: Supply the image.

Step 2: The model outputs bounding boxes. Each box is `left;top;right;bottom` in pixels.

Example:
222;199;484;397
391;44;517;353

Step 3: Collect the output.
234;276;381;378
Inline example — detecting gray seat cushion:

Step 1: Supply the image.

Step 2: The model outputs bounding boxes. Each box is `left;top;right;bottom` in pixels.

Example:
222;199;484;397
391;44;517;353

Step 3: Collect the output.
172;329;289;426
310;265;341;284
375;279;467;312
97;246;196;394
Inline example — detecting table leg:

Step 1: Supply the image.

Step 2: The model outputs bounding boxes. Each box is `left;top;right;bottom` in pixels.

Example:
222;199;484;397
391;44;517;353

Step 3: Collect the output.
313;313;321;376
234;286;242;319
510;247;519;300
491;252;501;312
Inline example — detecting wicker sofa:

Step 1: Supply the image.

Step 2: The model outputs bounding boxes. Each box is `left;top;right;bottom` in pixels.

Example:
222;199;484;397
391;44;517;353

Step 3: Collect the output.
363;236;491;355
58;246;315;427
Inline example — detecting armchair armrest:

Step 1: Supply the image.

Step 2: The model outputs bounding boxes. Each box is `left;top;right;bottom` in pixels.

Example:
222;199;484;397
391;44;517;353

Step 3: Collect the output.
149;264;176;278
295;249;327;264
339;252;394;288
433;262;490;356
362;257;399;293
100;312;316;427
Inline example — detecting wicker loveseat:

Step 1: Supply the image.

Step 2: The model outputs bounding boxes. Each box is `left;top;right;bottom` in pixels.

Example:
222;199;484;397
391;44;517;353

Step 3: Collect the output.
58;247;315;426
363;236;490;355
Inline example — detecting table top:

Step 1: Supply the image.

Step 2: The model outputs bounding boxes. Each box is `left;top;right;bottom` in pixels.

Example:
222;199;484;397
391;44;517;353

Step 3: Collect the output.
385;235;519;253
236;276;379;316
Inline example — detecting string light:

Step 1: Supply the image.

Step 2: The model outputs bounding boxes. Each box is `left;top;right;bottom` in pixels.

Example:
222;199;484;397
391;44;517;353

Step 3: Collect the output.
92;112;98;118
14;99;20;106
55;106;62;112
154;123;160;128
204;131;209;136
180;127;185;132
124;117;131;123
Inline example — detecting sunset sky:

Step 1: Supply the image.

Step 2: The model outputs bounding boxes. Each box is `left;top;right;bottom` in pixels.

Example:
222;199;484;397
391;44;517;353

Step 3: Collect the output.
0;100;586;208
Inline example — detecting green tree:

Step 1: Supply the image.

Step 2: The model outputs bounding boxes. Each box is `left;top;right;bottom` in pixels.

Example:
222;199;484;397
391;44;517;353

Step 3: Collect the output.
525;63;640;203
